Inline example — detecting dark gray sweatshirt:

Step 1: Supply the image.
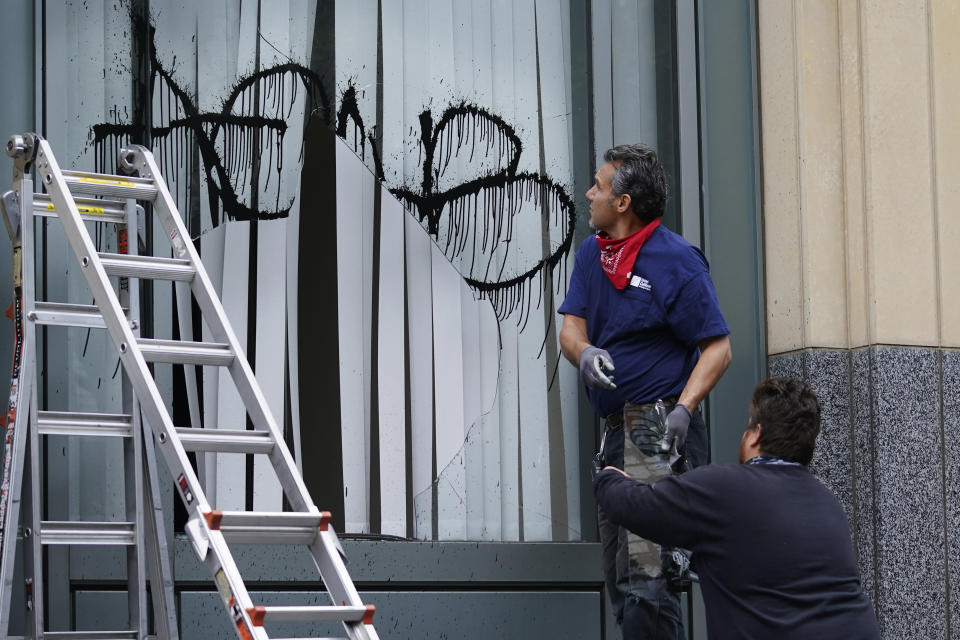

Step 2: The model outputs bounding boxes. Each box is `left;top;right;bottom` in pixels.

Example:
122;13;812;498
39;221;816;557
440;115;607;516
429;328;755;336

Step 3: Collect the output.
594;463;880;640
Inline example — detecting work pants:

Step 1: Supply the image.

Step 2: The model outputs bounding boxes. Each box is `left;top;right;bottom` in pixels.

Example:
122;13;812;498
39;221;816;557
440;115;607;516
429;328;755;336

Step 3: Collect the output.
598;401;708;640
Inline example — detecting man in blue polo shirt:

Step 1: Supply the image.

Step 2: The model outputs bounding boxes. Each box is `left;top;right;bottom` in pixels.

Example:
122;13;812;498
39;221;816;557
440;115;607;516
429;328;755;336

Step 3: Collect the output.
558;143;732;639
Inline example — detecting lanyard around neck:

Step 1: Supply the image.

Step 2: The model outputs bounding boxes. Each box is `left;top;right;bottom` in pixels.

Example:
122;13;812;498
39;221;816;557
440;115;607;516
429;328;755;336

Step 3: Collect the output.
745;455;804;468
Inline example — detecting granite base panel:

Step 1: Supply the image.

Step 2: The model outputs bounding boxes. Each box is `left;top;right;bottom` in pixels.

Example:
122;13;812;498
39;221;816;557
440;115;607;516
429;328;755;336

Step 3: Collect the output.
850;347;876;605
942;349;960;640
768;346;955;640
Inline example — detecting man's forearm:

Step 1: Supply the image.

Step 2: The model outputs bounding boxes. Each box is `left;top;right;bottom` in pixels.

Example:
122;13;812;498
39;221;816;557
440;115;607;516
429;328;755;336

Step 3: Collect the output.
559;314;591;366
559;333;586;366
677;335;732;411
594;468;701;549
594;469;671;544
594;470;650;532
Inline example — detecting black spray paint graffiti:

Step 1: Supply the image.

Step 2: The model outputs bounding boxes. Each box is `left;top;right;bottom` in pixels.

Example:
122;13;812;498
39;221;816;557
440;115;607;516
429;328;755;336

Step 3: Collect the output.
92;17;332;223
390;103;575;327
91;15;575;328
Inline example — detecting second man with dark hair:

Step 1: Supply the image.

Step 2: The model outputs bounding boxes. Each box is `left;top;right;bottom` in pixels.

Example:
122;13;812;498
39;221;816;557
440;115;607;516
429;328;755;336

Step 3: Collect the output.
593;378;880;639
558;143;732;638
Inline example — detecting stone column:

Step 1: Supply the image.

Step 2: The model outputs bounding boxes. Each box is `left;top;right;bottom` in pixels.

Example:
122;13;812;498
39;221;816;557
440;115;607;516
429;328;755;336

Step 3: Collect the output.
758;2;960;638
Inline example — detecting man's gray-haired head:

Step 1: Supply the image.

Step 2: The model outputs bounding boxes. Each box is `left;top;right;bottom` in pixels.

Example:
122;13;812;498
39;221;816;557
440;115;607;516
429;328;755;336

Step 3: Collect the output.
603;144;668;221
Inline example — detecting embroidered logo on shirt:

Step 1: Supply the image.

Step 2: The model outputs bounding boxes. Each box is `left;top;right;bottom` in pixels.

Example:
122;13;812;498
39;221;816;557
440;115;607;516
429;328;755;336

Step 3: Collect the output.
629;274;652;291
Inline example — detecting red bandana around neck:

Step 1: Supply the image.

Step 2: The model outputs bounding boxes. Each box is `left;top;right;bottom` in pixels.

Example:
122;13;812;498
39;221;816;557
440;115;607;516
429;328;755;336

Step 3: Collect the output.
595;218;661;289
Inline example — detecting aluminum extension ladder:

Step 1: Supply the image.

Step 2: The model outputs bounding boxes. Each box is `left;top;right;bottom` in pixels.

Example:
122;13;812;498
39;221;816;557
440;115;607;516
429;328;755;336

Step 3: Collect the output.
0;134;380;640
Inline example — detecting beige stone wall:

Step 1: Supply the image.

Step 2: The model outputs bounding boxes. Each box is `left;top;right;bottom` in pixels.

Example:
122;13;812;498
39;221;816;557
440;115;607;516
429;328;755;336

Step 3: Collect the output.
759;0;960;354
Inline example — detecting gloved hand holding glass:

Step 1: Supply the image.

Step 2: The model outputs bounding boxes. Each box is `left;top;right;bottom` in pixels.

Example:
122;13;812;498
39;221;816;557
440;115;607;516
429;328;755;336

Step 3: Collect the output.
662;404;691;452
578;345;617;390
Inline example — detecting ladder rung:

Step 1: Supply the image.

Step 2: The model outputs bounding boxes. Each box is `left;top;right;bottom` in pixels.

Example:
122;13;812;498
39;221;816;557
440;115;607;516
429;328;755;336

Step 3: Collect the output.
139;338;234;366
176;428;275;454
42;632;138;640
204;510;330;545
99;252;195;281
29;302;110;328
247;604;374;626
208;511;329;529
40;521;136;546
37;411;133;438
62;170;158;201
33;192;128;224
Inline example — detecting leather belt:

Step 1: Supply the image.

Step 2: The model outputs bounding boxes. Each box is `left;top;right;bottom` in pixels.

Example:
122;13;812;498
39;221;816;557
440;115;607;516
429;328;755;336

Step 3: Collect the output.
605;397;679;429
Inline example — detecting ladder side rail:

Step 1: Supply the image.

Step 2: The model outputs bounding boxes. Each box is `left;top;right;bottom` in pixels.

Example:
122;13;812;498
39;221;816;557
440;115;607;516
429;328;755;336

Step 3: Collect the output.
141;416;179;640
122;382;147;635
19;178;44;636
124;204;142;338
0;352;32;634
34;140;212;520
120;197;148;636
191;517;269;640
22;395;43;637
128;147;315;514
308;533;382;640
0;323;34;634
0;174;32;633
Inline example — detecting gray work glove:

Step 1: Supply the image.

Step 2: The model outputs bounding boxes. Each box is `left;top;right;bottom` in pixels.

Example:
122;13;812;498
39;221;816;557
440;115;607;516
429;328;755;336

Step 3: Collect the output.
578;346;616;390
590;451;605;481
661;404;691;452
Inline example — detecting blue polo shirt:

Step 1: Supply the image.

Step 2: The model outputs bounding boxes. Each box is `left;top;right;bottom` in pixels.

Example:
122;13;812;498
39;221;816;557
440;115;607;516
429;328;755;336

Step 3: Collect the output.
558;225;729;417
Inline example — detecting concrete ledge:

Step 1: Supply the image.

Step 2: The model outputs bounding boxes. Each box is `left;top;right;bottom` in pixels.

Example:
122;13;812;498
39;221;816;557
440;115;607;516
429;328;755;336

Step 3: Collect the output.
68;538;604;586
172;538;604;585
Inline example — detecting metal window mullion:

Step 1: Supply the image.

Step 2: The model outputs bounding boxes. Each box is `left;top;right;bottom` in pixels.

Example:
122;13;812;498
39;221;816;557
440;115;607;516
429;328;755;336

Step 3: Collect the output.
676;0;702;247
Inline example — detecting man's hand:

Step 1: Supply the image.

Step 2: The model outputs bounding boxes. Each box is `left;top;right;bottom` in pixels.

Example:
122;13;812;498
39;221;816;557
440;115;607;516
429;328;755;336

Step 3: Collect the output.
591;454;604;480
603;466;630;477
578;346;617;390
661;404;691;452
